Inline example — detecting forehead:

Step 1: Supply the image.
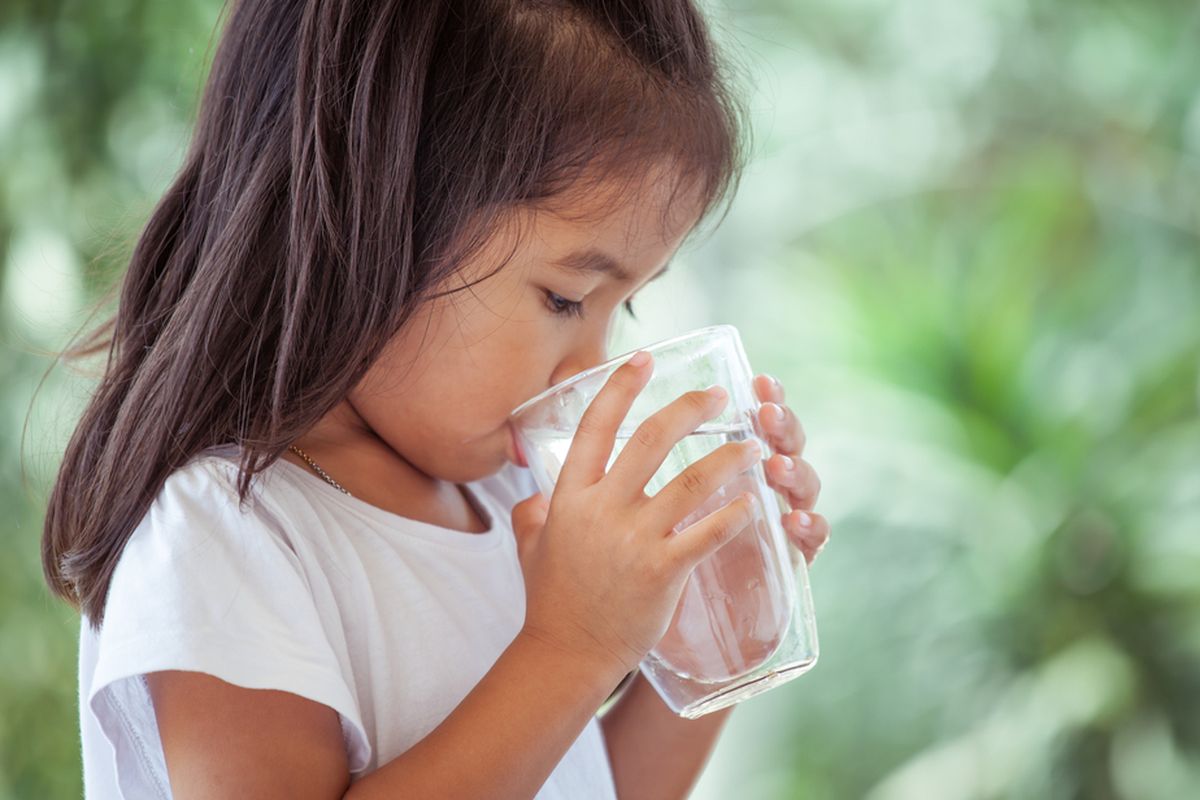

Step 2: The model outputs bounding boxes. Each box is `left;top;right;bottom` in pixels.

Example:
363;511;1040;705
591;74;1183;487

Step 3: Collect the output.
533;164;705;283
551;246;668;283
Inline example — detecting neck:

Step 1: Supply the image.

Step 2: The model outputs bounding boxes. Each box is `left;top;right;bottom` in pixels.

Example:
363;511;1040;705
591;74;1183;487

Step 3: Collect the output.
280;400;488;530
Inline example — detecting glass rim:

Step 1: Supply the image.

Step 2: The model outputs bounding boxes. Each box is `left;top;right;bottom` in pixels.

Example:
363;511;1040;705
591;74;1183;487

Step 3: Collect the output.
508;323;739;421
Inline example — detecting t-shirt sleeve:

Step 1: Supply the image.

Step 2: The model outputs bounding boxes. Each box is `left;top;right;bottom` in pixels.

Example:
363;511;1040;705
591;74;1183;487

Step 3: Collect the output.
87;457;371;797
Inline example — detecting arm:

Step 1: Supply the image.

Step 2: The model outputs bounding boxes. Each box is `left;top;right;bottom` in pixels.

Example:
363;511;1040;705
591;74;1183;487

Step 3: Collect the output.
594;375;823;800
598;671;734;800
147;628;629;799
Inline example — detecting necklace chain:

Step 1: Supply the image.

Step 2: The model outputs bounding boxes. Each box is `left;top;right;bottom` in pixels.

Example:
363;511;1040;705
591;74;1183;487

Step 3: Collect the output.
287;445;352;496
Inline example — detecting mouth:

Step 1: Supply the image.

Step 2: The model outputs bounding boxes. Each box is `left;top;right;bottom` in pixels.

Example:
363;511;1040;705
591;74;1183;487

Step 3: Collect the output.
508;424;529;468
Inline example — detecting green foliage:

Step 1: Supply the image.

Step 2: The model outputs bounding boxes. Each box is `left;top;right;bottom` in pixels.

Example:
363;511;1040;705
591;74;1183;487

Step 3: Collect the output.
2;0;1197;798
681;0;1200;797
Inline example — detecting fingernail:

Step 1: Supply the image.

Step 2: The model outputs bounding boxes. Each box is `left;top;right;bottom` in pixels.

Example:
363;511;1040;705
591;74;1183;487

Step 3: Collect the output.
767;402;784;422
630;351;651;367
706;385;727;402
795;510;812;527
780;454;795;471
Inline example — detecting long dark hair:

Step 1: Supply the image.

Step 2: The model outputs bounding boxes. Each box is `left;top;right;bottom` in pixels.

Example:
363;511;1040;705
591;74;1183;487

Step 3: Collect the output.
42;0;750;629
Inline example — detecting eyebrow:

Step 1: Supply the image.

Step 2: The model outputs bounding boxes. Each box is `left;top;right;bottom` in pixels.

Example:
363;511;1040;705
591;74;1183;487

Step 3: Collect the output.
551;247;671;284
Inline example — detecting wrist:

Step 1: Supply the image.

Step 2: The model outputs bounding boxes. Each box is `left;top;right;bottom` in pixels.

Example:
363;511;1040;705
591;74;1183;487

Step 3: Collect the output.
516;624;634;695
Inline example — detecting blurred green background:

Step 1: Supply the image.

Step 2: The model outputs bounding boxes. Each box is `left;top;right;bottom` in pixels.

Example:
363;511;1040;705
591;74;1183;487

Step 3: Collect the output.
2;0;1198;798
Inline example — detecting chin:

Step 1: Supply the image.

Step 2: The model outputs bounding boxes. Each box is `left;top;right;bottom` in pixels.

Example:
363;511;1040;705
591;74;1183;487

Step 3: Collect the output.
445;437;515;484
434;451;497;484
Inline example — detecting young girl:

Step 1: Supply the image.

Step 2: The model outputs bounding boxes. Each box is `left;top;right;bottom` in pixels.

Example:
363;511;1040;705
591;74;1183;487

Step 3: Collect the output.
43;1;830;797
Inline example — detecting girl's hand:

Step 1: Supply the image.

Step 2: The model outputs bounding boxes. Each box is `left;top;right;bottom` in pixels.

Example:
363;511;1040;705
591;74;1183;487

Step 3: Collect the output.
510;353;762;677
752;373;830;568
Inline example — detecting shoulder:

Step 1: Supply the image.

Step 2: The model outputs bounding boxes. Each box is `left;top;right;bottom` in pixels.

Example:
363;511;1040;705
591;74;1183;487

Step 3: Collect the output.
96;445;352;681
145;445;298;549
85;447;374;789
156;444;273;512
103;446;310;623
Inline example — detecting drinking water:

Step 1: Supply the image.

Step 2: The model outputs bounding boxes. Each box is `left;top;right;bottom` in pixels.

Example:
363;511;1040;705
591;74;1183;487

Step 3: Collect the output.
523;419;798;684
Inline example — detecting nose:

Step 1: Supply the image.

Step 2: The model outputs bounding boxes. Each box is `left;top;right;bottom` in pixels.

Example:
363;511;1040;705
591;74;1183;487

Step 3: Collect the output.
549;336;611;387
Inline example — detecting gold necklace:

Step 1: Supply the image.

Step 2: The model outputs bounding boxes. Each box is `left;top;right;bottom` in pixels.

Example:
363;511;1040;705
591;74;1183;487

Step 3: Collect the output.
287;445;352;496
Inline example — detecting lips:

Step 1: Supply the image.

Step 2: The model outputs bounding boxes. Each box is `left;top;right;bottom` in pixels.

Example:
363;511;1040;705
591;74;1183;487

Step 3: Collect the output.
508;424;528;468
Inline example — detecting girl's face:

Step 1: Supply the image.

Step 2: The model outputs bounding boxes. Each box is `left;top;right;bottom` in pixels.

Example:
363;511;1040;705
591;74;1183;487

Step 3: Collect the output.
347;168;704;484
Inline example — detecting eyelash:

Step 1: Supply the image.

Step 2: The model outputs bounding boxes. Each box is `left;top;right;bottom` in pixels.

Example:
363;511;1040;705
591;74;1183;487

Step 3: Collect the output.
544;291;637;321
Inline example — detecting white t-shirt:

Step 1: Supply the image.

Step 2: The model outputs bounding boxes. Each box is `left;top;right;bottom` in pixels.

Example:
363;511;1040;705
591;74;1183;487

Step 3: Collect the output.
78;444;619;799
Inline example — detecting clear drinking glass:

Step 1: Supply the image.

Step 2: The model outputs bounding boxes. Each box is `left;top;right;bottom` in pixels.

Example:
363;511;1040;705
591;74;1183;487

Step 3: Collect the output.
508;324;819;718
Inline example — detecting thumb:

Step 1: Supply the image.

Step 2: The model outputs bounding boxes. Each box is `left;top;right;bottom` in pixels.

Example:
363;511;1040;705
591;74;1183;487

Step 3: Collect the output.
510;492;550;562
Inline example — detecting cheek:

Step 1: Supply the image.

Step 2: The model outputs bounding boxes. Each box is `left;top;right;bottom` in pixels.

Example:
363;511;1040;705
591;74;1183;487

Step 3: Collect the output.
351;288;557;447
351;329;529;445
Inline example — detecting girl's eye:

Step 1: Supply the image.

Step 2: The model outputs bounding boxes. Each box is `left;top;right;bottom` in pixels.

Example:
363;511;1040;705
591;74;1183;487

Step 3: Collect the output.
542;290;638;320
544;290;585;318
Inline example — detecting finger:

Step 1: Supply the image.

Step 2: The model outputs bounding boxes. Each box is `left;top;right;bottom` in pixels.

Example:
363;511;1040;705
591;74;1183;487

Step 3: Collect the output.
783;510;830;564
644;437;764;534
753;373;784;404
762;454;821;511
752;374;806;457
757;401;806;457
510;492;550;560
556;351;653;491
606;383;730;496
511;492;550;536
666;487;759;573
